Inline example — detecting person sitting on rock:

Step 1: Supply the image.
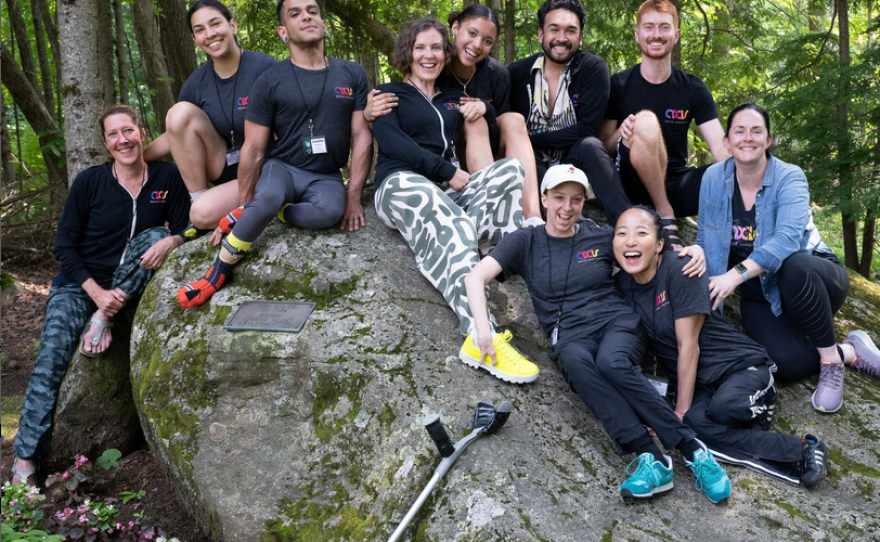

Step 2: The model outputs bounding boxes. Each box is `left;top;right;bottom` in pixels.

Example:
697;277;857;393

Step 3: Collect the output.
465;164;731;503
614;205;830;490
696;104;880;414
372;17;538;385
11;105;189;487
177;0;373;308
143;0;277;238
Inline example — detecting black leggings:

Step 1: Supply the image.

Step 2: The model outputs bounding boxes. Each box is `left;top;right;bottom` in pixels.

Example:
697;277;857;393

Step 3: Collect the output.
741;252;849;380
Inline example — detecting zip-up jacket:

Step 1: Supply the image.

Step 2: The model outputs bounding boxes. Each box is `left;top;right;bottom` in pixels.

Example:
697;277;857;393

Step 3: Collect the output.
53;161;189;287
373;82;496;187
508;49;610;153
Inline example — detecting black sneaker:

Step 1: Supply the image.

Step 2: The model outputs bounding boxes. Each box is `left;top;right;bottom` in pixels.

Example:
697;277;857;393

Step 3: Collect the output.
752;385;777;431
800;434;828;490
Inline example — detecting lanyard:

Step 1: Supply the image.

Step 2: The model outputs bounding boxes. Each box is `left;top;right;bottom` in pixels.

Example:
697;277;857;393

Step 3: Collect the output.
544;229;576;329
289;58;329;139
212;49;243;150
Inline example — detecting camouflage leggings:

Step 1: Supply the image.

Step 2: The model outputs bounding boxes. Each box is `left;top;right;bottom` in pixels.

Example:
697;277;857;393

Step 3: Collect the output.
13;227;170;463
375;158;524;335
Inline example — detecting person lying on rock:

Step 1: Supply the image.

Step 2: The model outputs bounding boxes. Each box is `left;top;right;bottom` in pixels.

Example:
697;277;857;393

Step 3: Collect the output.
696;104;880;414
11;105;189;487
465;164;731;503
177;0;373;308
614;205;829;490
372;17;538;385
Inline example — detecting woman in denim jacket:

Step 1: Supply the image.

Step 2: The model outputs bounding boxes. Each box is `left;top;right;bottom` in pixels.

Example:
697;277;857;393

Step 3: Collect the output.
696;104;879;414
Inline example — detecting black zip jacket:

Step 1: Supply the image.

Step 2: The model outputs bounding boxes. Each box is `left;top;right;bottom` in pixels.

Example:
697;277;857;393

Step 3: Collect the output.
373;82;496;187
53;161;189;287
508;49;610;153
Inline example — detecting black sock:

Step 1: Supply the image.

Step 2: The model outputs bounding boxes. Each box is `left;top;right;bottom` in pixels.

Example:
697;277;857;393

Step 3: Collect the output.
837;345;847;364
628;433;667;466
677;438;702;463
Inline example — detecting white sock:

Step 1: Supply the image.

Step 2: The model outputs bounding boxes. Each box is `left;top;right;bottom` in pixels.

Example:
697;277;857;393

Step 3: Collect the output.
189;189;207;202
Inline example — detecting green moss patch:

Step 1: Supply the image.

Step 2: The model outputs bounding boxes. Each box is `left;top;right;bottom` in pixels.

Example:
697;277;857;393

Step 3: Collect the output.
1;395;24;442
262;495;376;542
311;370;365;443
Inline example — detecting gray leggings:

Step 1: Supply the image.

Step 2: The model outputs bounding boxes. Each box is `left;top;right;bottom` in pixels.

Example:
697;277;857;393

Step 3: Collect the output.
14;226;170;463
233;158;346;243
375;158;525;334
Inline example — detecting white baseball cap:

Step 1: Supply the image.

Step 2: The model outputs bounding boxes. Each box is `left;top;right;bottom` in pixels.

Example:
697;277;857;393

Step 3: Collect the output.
541;164;591;194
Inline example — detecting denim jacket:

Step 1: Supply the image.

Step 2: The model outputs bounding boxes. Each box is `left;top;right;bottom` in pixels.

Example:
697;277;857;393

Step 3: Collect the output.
696;154;832;316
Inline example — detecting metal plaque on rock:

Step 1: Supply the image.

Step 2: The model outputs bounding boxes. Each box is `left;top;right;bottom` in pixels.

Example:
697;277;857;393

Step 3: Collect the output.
224;300;316;332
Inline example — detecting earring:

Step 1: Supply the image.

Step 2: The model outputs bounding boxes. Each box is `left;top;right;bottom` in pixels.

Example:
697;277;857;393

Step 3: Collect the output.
283;36;288;43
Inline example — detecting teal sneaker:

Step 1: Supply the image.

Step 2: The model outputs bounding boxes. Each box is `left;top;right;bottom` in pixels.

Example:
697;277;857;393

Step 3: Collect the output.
620;453;674;499
686;445;731;503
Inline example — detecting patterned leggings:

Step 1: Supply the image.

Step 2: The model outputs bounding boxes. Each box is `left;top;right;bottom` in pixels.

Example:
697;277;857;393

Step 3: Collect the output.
375;158;524;335
14;227;170;463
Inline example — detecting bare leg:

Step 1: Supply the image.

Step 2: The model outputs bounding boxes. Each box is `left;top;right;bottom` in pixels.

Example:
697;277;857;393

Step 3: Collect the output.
497;112;540;220
461;117;494;174
625;110;672;218
165;102;229;193
190;179;242;230
11;457;37;486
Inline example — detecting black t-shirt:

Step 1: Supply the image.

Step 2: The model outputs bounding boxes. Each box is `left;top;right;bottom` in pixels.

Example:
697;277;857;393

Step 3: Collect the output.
616;254;768;386
437;56;510;115
729;180;757;265
489;219;632;350
606;65;718;174
246;58;369;173
178;50;277;150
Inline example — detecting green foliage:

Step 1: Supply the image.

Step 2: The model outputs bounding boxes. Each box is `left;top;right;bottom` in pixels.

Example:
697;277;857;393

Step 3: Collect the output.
1;481;46;531
0;524;65;542
120;489;146;505
95;449;122;471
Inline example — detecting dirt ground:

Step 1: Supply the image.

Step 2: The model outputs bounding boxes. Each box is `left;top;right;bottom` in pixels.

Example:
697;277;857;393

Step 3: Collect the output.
1;248;211;542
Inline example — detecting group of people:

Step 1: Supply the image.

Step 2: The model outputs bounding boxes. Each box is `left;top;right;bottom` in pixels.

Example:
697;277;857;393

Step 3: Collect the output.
11;0;880;509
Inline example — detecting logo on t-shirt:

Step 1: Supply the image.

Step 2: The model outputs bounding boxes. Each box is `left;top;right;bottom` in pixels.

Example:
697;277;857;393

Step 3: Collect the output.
443;102;461;111
237;96;248;107
572;94;579;106
655;290;668;309
665;109;689;120
576;248;599;261
150;190;168;203
335;87;354;99
733;225;756;241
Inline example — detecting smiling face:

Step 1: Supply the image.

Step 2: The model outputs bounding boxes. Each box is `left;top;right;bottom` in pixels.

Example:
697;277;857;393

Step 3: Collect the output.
724;109;772;167
277;0;325;46
451;16;497;68
190;7;237;58
613;207;665;284
538;8;582;66
102;113;146;167
409;28;445;86
634;9;678;61
541;181;585;237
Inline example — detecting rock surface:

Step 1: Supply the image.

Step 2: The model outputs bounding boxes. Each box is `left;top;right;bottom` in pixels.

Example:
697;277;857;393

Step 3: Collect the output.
130;201;880;542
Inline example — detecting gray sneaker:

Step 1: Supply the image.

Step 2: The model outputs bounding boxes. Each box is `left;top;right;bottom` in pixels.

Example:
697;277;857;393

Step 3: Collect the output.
844;330;880;380
811;361;845;413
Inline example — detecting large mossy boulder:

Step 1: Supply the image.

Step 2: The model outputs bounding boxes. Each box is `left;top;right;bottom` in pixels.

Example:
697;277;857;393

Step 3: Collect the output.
130;202;880;542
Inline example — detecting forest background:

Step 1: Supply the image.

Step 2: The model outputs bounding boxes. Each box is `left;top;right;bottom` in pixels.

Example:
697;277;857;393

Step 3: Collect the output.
1;0;879;280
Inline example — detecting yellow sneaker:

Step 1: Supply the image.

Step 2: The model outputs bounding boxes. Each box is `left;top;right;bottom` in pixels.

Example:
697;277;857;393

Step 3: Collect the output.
459;330;539;384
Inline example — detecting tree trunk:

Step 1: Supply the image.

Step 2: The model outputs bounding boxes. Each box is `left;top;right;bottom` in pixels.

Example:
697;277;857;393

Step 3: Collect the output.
358;51;380;89
113;0;129;104
6;0;42;94
29;0;55;115
504;0;515;65
670;0;682;68
98;0;117;105
57;0;104;187
130;0;175;132
485;0;503;60
323;0;397;61
33;0;62;121
156;0;198;99
859;207;876;277
1;42;67;202
1;100;17;191
836;0;858;269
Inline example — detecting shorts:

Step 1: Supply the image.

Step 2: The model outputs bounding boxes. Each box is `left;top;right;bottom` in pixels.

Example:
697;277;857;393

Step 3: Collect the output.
617;141;709;217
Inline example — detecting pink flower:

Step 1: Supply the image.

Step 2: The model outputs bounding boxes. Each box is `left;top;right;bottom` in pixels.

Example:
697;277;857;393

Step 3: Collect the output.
62;471;69;479
80;514;88;523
